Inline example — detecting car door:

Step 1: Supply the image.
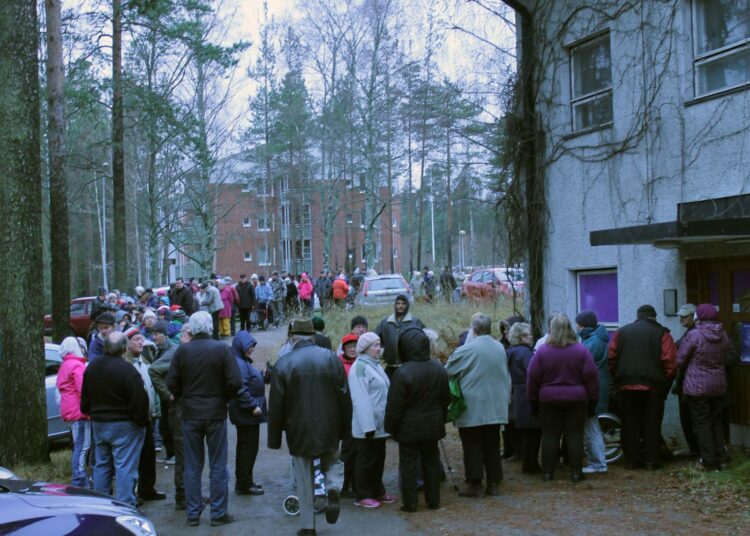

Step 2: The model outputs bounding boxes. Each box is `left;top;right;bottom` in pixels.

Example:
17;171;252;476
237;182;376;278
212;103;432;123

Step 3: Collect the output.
44;346;69;440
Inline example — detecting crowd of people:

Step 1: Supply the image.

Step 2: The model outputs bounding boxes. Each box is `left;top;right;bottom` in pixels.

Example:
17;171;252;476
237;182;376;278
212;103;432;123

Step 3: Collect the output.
53;274;737;534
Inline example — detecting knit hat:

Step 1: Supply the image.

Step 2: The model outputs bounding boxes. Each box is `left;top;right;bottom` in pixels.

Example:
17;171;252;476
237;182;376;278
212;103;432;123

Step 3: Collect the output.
124;327;142;339
341;332;359;347
142;309;157;321
636;304;657;320
350;315;368;330
695;303;719;321
356;332;380;354
677;303;696;317
290;318;315;335
95;312;116;325
152;320;170;335
312;316;325;331
575;310;598;329
135;286;145;296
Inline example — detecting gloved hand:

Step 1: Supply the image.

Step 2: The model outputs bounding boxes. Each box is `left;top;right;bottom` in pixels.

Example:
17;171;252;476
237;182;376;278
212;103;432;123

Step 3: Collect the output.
587;399;597;418
365;430;375;439
530;400;540;417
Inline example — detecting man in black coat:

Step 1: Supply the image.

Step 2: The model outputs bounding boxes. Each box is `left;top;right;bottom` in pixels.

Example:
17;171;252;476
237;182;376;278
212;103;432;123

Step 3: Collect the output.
235;274;256;331
268;319;350;535
168;278;195;316
375;294;424;380
385;327;450;512
167;311;242;527
81;331;149;507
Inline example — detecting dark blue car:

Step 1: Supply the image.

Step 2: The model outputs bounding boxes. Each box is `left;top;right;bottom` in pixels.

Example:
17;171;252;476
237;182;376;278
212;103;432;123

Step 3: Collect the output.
0;476;158;535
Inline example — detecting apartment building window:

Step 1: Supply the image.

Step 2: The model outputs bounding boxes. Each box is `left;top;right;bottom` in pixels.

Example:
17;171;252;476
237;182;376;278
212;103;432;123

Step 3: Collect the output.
577;269;619;327
257;216;270;231
242;217;251;228
243;251;252;262
693;1;750;96
570;32;613;132
258;246;271;266
241;182;251;193
346;213;353;224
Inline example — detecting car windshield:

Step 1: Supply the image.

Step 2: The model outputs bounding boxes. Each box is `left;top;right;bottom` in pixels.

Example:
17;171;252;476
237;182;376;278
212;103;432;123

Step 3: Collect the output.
367;278;405;291
45;348;62;376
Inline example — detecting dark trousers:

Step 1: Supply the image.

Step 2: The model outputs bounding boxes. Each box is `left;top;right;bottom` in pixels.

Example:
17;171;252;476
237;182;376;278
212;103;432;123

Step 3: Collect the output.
502;421;518;458
354;438;386;500
686;395;727;469
539;401;586;473
679;398;700;454
230;308;237;336
138;420;157;496
340;437;357;492
211;311;220;340
183;419;229;519
398;441;440;510
169;402;184;500
235;424;260;490
159;403;174;459
518;427;542;472
238;308;253;331
619;390;664;466
458;424;503;485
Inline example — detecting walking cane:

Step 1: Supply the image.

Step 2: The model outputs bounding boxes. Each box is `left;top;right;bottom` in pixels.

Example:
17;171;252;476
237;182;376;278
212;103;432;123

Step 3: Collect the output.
439;439;459;492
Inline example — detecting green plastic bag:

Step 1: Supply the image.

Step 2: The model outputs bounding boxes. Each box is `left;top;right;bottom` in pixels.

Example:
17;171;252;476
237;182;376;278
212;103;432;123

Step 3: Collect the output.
446;377;466;423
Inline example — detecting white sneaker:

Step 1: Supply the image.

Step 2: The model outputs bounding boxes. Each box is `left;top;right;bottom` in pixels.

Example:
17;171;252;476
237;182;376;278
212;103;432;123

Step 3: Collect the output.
582;466;607;474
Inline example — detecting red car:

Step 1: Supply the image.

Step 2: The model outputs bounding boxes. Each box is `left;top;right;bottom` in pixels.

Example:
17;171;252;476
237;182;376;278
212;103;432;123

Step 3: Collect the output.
461;267;525;302
43;297;96;338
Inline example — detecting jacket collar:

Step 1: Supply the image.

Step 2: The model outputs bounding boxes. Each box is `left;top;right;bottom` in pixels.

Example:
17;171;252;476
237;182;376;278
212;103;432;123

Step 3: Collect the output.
387;312;413;324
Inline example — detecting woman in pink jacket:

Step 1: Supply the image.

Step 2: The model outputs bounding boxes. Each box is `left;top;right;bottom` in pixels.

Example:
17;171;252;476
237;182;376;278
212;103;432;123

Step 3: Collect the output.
56;337;91;488
218;280;236;338
298;273;314;314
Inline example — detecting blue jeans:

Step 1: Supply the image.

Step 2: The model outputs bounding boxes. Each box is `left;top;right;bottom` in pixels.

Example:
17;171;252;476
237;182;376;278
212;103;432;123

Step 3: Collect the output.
183;419;229;519
92;421;146;506
70;420;92;488
584;416;607;470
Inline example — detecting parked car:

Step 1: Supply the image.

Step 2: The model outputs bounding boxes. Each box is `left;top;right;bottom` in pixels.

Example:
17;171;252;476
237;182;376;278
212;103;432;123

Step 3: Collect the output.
461;267;525;302
354;274;414;308
0;472;158;535
44;343;71;442
44;297;97;339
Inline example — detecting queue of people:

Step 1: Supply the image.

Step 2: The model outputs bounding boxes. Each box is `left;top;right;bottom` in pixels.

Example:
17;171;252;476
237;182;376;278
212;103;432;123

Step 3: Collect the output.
53;287;736;535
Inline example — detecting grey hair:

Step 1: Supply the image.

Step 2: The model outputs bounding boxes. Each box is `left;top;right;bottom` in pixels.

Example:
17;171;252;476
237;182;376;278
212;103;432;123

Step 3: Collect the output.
104;332;128;356
59;336;84;358
508;322;532;346
188;311;213;336
471;313;492;336
180;323;192;334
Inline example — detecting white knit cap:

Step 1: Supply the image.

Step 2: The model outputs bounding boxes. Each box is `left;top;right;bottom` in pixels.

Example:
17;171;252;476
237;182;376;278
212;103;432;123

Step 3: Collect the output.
356;332;380;354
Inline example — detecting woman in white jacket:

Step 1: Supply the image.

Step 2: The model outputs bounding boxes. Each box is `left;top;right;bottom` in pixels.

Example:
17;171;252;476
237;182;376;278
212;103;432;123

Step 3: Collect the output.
348;332;396;509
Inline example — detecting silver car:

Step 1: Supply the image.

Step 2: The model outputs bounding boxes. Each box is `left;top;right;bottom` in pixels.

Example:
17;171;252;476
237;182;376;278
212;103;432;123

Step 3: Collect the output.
45;343;71;441
354;274;414;308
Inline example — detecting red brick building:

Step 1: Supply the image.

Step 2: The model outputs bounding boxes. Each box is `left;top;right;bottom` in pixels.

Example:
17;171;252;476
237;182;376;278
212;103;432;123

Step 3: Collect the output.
178;155;403;279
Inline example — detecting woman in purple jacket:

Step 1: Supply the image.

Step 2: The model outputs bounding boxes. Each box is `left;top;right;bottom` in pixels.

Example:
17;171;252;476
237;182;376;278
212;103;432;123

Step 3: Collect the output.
527;314;599;483
676;303;730;471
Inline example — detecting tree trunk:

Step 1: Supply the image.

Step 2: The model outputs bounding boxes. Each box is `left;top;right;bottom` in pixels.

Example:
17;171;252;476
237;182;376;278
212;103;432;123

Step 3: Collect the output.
112;0;127;291
46;0;70;342
445;121;453;270
0;0;49;465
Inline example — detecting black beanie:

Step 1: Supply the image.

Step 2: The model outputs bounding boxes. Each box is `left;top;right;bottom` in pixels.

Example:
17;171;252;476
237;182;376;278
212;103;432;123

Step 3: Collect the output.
637;304;657;319
575;310;598;329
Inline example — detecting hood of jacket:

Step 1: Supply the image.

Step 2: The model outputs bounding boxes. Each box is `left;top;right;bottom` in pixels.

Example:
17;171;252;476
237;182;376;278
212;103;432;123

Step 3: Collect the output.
579;324;609;344
394;294;410;316
398;326;430;362
696;321;725;342
232;331;257;362
62;352;86;364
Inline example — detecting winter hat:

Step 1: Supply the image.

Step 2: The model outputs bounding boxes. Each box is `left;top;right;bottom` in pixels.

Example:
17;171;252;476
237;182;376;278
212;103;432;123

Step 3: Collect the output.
250;273;258;280
312;316;325;331
152;320;170;336
677;303;696;317
97;286;108;296
695;303;719;321
142;309;157;321
124;327;142;339
338;274;347;280
301;272;308;279
60;336;84;358
356;332;380;354
95;312;116;325
575;310;598;329
290;318;315;335
157;305;170;316
341;332;359;347
135;286;145;297
636;304;657;320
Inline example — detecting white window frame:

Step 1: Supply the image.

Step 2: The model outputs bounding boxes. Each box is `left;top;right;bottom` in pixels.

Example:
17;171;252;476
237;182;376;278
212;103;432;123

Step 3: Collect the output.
243;251;252;262
576;268;619;329
241;183;251;193
257;216;270;232
257;246;271;266
569;31;613;132
346;213;353;224
692;0;750;97
242;217;252;228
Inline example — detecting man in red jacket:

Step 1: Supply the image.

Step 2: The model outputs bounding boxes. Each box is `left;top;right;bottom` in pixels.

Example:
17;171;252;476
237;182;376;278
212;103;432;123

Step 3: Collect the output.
608;304;677;470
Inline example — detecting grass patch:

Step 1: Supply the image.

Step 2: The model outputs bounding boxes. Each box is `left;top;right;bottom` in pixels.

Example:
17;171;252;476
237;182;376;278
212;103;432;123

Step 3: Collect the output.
314;299;515;358
7;446;72;483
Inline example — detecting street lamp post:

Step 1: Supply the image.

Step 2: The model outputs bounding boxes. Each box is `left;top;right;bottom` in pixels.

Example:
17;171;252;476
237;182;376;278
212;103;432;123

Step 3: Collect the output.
459;229;466;271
